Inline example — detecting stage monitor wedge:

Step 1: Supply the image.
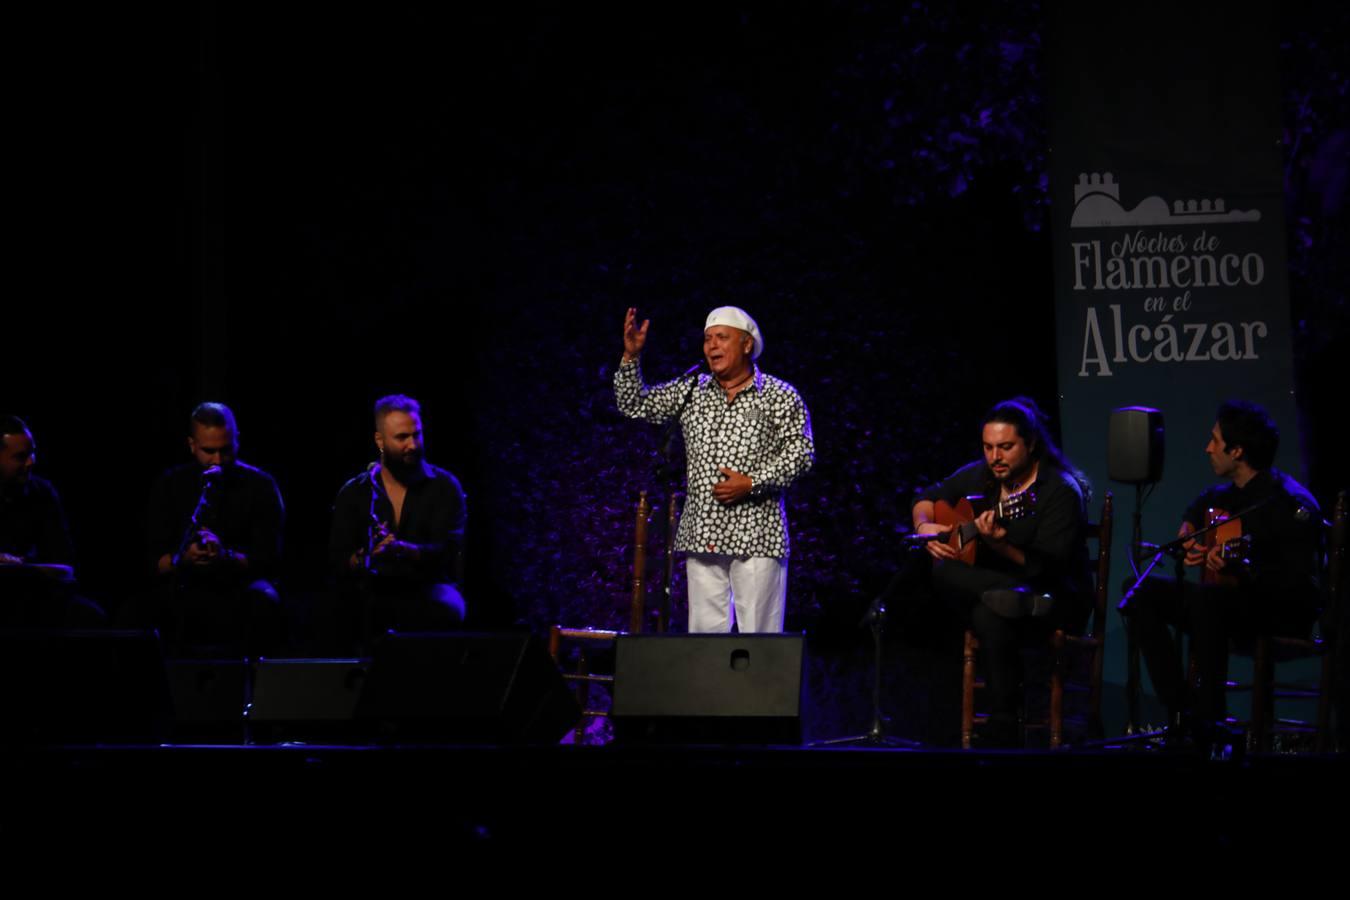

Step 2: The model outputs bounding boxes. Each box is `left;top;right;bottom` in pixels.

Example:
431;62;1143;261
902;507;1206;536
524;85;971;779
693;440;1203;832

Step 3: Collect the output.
354;632;579;744
0;629;172;745
611;633;805;745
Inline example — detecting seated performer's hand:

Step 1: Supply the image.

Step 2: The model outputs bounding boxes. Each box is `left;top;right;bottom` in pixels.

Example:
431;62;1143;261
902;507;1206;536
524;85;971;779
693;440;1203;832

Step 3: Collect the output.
1204;545;1228;572
183;529;222;565
973;509;1009;545
371;534;419;561
913;521;959;561
713;466;752;504
1178;521;1208;567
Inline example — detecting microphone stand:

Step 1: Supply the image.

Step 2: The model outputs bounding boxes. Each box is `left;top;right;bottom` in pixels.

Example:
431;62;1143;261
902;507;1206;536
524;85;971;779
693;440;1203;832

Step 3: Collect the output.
366;462;384;574
169;466;220;654
814;552;921;749
360;462;386;654
648;366;701;633
172;465;221;569
654;365;702;482
1094;495;1277;749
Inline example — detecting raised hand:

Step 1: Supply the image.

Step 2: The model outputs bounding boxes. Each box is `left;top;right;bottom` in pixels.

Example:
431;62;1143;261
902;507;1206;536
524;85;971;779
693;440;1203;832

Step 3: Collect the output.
623;307;650;360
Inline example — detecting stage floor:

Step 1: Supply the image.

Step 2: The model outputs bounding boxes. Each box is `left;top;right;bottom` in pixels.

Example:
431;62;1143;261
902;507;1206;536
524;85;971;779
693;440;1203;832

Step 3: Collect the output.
11;741;1343;861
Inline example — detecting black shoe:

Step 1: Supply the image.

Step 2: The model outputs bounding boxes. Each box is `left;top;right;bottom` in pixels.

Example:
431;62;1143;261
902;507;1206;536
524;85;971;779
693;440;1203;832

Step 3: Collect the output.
980;587;1054;619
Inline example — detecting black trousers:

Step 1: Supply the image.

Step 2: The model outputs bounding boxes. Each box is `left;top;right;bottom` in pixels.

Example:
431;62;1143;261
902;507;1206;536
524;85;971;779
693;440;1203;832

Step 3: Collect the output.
119;576;283;657
930;560;1084;731
329;578;466;655
0;569;106;628
1121;573;1317;728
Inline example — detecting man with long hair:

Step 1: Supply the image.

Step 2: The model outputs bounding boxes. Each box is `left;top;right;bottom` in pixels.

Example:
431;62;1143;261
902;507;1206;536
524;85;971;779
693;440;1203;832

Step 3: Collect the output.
911;396;1092;747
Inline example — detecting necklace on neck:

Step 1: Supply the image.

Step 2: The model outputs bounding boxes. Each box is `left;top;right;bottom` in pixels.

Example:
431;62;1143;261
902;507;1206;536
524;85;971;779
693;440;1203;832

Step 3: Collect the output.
720;371;753;393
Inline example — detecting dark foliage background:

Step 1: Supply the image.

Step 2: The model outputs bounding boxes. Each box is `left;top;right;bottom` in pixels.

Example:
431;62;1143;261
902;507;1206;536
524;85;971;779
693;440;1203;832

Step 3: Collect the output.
11;2;1347;739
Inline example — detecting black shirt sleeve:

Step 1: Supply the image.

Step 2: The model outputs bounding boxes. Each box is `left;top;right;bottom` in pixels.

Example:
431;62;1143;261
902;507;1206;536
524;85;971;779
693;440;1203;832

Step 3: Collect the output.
148;464;285;579
329;477;371;575
28;480;75;566
1018;473;1086;583
147;470;180;573
408;474;467;582
914;461;989;510
243;472;285;578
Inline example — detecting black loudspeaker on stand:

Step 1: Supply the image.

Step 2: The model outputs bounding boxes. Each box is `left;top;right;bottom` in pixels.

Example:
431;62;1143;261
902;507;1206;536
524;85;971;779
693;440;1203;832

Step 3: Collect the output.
1107;406;1166;740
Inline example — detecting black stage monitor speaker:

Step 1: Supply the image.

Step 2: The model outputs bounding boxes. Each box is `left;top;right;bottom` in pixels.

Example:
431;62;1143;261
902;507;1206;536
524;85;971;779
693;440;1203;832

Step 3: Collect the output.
354;632;579;744
1108;406;1165;484
250;658;368;721
167;659;248;742
611;633;805;744
246;658;369;742
0;629;171;744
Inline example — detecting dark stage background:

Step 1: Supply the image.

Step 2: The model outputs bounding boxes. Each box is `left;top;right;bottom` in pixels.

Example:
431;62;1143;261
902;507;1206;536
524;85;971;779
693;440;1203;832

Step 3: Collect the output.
11;3;1348;738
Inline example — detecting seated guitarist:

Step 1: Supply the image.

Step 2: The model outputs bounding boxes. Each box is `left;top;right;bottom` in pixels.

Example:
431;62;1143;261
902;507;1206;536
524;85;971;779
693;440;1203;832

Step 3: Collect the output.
1122;400;1320;745
911;397;1093;747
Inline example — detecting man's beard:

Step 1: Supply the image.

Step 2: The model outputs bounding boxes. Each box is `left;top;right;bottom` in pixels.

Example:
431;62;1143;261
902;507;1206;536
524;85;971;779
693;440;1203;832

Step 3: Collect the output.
990;461;1031;488
383;450;425;483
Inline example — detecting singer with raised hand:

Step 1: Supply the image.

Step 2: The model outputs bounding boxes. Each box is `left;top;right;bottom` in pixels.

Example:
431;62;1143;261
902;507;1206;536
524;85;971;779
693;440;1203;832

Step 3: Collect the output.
1120;400;1322;748
328;394;466;653
131;403;285;655
614;306;813;633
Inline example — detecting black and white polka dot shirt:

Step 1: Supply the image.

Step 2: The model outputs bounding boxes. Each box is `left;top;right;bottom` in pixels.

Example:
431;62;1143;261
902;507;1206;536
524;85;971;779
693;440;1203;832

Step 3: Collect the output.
614;357;814;559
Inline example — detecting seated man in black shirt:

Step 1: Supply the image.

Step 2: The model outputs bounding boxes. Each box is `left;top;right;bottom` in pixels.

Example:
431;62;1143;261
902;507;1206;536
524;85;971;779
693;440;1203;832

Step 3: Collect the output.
1121;401;1320;743
0;415;105;627
134;403;285;655
911;397;1092;746
329;394;466;652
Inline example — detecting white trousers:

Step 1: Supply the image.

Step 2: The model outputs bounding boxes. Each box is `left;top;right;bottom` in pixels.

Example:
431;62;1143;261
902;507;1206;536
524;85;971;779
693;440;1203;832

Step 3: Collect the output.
685;553;787;634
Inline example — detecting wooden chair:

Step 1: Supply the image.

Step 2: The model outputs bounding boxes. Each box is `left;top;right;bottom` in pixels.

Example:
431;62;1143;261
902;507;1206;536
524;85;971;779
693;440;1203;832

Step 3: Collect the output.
961;491;1113;749
546;491;680;743
548;625;621;745
1236;490;1344;753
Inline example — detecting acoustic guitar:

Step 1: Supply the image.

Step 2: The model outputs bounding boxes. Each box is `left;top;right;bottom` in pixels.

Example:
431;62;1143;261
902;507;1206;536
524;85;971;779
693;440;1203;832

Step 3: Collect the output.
932;489;1037;565
1198;507;1250;586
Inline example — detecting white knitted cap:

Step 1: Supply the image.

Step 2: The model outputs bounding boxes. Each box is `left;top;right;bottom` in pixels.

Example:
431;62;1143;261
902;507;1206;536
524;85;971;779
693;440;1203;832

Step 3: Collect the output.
704;306;763;360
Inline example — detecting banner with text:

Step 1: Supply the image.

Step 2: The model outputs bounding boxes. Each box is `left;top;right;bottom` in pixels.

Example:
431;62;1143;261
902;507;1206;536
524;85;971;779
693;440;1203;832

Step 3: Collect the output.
1048;3;1304;728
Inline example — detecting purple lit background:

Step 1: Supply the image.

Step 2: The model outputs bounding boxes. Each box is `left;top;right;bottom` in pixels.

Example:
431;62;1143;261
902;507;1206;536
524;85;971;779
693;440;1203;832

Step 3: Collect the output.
11;4;1347;741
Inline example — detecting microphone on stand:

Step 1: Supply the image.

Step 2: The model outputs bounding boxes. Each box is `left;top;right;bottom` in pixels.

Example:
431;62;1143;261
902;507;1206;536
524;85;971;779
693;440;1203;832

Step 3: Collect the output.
656;363;705;481
676;362;702;379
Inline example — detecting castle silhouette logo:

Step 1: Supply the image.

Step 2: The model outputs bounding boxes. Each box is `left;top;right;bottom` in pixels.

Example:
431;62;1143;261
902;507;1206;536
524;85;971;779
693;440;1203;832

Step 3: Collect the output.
1070;173;1261;228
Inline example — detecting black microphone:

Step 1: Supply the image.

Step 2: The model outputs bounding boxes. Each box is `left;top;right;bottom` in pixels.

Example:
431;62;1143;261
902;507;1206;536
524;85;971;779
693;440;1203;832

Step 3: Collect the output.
678;362;702;378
